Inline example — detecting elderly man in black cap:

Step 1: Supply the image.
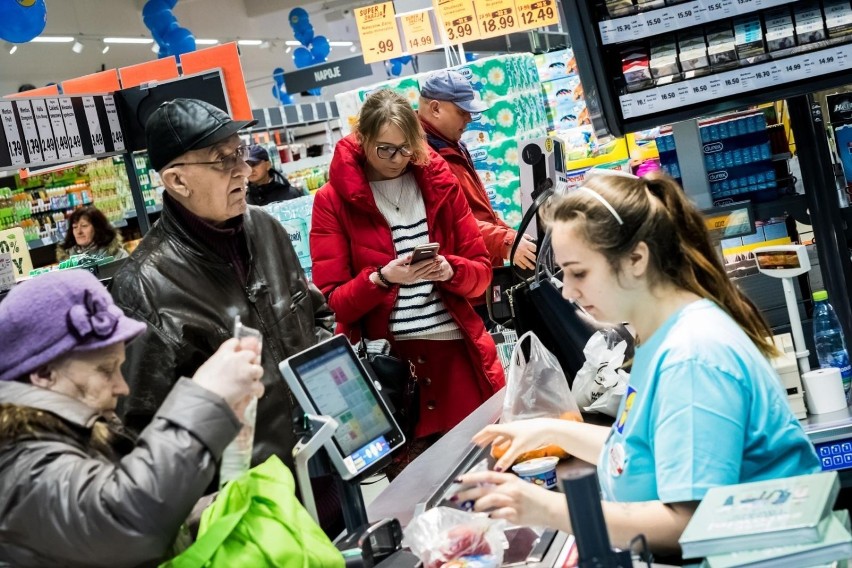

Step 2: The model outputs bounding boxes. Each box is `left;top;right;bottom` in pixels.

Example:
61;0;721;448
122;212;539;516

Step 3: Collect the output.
245;145;303;205
112;99;332;488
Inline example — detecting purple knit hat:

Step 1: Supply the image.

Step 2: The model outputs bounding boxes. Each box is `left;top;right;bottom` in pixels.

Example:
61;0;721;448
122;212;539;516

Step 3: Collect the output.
0;269;147;382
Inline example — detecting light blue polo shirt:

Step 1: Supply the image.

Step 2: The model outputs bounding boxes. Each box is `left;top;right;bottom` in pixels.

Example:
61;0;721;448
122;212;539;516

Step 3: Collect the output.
598;299;820;504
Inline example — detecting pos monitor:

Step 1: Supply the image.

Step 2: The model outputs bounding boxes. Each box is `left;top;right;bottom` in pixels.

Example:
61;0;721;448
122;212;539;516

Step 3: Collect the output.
280;335;406;481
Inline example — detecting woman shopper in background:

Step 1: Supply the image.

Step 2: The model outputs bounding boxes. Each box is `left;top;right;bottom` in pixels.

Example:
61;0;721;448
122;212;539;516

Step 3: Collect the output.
0;269;264;567
456;171;820;555
310;90;505;476
56;205;128;262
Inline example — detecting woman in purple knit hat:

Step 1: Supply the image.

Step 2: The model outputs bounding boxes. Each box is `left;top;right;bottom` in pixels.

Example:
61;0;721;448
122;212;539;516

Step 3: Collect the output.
0;269;264;568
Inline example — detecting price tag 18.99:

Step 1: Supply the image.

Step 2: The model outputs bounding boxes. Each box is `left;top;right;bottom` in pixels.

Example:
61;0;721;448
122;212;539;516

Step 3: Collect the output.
82;96;106;154
31;99;58;163
16;101;43;165
400;10;436;54
514;0;559;31
354;2;403;64
102;95;125;152
475;0;520;38
59;98;84;158
0;101;25;167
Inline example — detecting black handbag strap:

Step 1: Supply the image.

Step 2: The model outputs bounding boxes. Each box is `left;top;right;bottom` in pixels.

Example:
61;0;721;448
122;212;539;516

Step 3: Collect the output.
508;179;555;279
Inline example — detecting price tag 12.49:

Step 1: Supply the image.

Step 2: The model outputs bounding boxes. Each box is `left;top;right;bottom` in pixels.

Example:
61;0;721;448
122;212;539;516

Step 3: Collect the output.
0;101;25;167
59;97;84;158
435;0;480;44
475;0;520;39
31;99;59;163
514;0;559;31
103;95;125;152
15;101;43;165
46;98;71;161
354;2;403;64
82;96;106;154
400;10;436;54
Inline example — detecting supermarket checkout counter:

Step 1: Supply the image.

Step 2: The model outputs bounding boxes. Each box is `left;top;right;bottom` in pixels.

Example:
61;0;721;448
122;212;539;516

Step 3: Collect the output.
803;407;852;488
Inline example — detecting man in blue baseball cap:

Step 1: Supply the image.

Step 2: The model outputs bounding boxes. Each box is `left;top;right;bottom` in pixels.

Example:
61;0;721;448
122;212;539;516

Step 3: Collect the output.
418;70;537;324
246;145;303;205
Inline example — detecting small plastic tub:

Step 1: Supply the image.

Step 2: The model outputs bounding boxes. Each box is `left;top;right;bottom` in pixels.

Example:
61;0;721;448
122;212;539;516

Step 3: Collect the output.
511;456;559;490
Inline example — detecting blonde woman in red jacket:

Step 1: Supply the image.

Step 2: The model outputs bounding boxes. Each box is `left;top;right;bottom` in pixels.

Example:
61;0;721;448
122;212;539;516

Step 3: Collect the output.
310;90;505;475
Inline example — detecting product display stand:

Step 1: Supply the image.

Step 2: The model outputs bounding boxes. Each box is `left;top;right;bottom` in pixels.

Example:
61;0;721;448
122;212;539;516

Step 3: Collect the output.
123;153;151;235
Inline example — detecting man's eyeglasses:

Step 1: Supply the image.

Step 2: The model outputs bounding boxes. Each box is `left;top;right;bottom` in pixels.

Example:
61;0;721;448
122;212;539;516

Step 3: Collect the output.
375;144;413;160
170;145;248;170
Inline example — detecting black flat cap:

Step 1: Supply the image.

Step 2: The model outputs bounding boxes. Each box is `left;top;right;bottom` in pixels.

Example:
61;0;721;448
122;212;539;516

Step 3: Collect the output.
145;98;256;171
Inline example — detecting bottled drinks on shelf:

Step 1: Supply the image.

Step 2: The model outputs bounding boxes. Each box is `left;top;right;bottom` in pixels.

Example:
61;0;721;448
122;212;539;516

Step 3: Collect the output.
813;290;852;402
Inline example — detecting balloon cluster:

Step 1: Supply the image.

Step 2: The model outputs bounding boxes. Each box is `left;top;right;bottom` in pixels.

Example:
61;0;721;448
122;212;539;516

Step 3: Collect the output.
272;67;293;105
387;56;412;77
0;0;47;43
288;7;329;96
142;0;196;58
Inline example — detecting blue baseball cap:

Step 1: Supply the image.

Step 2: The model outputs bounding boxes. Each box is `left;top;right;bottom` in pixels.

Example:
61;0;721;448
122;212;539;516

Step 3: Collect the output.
420;69;489;113
247;145;270;164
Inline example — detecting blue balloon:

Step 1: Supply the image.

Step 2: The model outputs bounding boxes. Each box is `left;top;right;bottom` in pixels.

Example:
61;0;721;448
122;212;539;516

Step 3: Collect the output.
288;7;309;27
310;35;329;61
465;52;478;62
308;88;322;96
272;67;285;83
272;84;293;105
166;26;195;55
151;19;179;44
0;0;47;43
142;0;170;20
294;26;314;47
293;47;313;68
390;62;402;76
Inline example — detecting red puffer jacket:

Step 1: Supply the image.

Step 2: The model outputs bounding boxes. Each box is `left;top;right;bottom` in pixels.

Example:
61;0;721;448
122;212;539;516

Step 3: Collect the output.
310;134;505;398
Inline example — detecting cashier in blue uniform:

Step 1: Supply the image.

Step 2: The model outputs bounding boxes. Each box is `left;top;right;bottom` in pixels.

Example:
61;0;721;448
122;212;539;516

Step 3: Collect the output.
457;171;821;555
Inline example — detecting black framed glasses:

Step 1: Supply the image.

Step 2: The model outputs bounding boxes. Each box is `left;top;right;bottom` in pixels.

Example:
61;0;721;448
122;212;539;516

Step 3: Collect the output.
375;144;413;160
170;144;248;170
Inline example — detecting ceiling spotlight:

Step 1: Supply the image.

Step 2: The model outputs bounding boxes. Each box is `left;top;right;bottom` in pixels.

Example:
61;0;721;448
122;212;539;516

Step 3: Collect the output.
152;43;160;53
285;46;292;54
285;40;301;46
349;45;357;53
102;45;110;54
9;44;17;55
72;41;84;54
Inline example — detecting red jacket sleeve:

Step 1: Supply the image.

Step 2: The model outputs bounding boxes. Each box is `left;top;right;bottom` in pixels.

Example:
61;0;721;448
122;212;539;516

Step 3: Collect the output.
439;183;494;299
309;187;393;325
444;157;516;266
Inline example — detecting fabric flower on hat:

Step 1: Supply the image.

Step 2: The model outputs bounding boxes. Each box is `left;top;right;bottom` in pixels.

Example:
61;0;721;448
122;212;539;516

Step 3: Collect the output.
67;289;120;341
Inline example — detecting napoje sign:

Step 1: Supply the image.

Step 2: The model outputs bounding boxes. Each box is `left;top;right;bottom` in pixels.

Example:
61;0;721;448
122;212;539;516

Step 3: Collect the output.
354;1;403;64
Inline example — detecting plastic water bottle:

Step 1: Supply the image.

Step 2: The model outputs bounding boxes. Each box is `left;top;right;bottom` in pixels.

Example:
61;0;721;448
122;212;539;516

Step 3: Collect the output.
219;396;257;486
812;290;852;402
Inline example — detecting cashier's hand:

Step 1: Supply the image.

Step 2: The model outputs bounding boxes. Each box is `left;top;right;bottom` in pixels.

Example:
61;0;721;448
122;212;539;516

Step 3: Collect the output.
512;235;537;271
454;470;564;528
474;418;567;473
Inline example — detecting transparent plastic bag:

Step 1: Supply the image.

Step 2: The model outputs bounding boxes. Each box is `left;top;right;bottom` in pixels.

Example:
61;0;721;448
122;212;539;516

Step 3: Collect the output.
402;507;506;568
571;330;630;417
494;332;582;462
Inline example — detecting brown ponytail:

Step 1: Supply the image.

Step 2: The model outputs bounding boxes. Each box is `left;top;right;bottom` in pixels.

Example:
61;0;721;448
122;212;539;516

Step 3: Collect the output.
545;172;778;358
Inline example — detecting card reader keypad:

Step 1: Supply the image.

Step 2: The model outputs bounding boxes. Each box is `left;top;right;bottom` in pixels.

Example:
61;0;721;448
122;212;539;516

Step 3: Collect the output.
815;441;852;471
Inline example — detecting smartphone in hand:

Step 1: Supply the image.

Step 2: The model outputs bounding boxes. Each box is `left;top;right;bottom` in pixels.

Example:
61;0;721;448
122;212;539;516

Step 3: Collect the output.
409;242;439;264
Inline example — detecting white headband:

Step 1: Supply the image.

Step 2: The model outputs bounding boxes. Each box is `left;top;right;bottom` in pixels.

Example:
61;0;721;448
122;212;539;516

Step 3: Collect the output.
578;187;624;226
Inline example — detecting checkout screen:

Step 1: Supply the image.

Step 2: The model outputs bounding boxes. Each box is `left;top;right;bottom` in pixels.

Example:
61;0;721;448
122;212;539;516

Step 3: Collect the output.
295;345;394;459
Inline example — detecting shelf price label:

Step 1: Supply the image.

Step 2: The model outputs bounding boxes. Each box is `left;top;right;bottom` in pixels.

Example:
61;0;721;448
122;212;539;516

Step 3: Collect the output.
514;0;559;30
16;101;43;165
475;0;520;38
45;98;71;161
31;99;58;163
435;0;480;44
82;96;106;154
354;2;403;64
102;95;125;152
0;101;25;167
59;97;84;158
400;10;436;54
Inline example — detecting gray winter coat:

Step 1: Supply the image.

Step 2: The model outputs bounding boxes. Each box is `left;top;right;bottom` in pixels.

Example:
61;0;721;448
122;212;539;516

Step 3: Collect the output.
0;378;240;568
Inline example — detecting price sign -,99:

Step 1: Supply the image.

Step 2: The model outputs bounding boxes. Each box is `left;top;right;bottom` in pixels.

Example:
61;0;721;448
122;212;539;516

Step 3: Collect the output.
354;1;403;64
514;0;559;31
400;10;436;55
475;0;520;38
435;0;481;44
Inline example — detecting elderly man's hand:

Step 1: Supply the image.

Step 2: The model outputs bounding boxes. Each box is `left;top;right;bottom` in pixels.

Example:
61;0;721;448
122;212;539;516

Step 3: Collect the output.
193;338;264;415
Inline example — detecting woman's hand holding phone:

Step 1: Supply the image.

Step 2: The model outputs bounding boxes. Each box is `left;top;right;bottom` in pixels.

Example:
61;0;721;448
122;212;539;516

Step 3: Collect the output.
379;255;438;285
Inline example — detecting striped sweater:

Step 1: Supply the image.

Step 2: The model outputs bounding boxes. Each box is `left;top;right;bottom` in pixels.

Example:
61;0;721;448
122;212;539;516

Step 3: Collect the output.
370;173;463;341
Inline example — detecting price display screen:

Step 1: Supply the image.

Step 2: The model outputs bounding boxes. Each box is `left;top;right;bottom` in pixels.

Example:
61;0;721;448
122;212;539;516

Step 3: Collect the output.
475;0;520;38
355;1;403;64
754;250;803;270
400;10;436;54
435;0;481;43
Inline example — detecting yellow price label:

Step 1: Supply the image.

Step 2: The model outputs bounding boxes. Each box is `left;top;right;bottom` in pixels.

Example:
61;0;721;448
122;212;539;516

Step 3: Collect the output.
354;2;403;64
400;10;436;54
434;0;481;44
475;0;520;39
514;0;560;31
705;215;731;231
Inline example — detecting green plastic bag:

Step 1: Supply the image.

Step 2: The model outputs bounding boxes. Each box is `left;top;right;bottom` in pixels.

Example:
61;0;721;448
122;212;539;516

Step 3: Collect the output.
162;455;344;568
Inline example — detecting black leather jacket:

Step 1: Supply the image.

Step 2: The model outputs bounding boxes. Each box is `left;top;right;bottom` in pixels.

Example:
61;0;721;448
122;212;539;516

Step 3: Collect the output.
111;197;332;470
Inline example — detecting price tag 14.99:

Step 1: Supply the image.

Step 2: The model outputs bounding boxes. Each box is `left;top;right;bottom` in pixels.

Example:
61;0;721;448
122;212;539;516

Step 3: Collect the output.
400;10;436;54
16;101;43;165
31;99;58;163
0;101;25;167
103;95;125;152
82;96;106;154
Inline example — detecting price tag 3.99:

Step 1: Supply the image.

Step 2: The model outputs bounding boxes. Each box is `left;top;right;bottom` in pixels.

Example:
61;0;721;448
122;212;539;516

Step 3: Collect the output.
435;0;481;43
0;101;25;167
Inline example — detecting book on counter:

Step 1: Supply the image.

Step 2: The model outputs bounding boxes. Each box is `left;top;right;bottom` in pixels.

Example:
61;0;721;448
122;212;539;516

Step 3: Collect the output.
700;510;852;568
679;471;840;559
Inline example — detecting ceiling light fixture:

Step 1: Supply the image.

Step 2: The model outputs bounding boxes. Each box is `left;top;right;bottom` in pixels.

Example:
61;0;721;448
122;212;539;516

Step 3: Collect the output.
329;41;354;46
237;39;263;46
9;44;18;54
349;45;357;53
152;43;160;53
72;41;84;54
103;37;154;44
259;40;271;49
102;45;109;54
31;36;74;43
285;40;301;46
195;39;220;45
285;46;292;54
